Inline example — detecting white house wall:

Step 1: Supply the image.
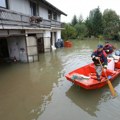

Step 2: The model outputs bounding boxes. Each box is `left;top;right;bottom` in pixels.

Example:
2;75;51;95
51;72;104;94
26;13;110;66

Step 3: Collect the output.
6;0;63;60
26;36;38;62
8;0;61;22
8;0;30;15
7;36;28;62
18;38;28;62
44;31;50;38
0;30;8;36
44;31;51;52
56;30;61;40
44;38;50;52
39;5;48;19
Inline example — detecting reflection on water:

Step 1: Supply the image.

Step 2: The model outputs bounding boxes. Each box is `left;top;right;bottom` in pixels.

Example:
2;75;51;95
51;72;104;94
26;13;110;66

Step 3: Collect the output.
66;85;112;117
0;39;120;120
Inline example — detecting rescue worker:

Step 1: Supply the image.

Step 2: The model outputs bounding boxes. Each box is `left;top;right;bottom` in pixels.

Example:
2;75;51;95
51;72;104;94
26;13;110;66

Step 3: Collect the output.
103;41;116;56
91;44;108;81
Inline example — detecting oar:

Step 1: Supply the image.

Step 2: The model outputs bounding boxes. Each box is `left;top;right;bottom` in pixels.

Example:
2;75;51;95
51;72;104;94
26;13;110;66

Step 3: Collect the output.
98;59;117;96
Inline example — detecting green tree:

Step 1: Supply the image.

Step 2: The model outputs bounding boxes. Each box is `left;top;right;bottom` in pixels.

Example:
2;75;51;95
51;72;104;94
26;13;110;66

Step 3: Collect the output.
85;7;103;37
85;17;94;37
92;7;104;36
85;8;97;37
78;14;83;24
61;23;77;40
74;23;88;39
103;9;120;39
71;15;78;26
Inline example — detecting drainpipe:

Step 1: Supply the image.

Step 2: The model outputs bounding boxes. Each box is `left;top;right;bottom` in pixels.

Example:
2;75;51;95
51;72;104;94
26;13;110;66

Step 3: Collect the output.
25;34;29;63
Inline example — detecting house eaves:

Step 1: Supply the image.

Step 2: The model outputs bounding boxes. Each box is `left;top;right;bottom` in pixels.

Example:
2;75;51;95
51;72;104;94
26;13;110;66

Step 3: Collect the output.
41;0;67;16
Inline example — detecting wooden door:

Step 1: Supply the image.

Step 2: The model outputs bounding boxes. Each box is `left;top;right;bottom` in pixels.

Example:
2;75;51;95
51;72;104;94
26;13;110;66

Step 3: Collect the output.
37;37;44;53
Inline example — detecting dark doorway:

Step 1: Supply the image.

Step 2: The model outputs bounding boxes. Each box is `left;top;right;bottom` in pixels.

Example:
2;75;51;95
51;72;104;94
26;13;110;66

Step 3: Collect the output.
50;32;52;46
0;39;9;58
54;32;57;42
37;37;44;53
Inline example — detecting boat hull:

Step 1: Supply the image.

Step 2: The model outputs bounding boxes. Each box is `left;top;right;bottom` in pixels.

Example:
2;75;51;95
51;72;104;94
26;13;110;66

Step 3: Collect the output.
65;62;120;90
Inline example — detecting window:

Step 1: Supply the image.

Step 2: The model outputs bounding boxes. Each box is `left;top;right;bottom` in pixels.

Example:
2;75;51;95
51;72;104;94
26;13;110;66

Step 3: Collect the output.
48;10;52;20
0;0;8;8
53;13;57;20
30;1;37;16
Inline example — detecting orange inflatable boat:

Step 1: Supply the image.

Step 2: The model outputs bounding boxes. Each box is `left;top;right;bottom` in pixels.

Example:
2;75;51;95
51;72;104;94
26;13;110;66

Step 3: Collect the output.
65;60;120;90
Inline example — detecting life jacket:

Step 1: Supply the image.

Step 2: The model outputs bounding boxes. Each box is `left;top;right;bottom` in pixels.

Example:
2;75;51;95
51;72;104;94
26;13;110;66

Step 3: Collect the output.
92;50;107;65
103;44;113;54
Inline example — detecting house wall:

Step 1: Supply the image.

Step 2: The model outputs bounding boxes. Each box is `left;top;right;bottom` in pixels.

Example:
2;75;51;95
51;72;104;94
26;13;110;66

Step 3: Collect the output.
7;36;28;62
8;0;61;22
8;0;30;15
0;30;22;36
44;31;51;52
56;30;61;40
7;0;63;62
0;30;8;36
39;5;48;19
26;36;38;62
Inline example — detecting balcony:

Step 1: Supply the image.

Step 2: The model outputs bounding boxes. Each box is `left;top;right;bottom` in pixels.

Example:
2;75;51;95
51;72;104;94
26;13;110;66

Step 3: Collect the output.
0;8;64;30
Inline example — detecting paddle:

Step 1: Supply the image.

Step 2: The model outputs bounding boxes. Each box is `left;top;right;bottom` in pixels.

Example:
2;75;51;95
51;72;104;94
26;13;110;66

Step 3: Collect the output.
98;59;117;96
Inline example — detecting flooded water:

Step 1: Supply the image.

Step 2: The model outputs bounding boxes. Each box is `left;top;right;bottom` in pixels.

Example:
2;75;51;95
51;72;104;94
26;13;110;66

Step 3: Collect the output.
0;39;120;120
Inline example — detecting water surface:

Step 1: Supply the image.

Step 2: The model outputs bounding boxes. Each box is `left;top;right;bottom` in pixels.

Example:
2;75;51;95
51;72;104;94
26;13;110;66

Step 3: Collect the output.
0;39;120;120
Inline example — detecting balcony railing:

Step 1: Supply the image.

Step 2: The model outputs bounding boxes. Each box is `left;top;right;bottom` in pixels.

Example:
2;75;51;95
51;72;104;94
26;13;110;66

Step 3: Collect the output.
0;8;63;29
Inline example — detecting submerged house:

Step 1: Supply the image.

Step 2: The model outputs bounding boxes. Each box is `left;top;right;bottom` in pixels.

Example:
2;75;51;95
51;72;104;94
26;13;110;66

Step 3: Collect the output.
0;0;67;63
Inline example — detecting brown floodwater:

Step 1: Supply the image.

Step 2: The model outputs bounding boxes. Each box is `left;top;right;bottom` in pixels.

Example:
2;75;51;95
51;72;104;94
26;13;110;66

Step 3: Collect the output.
0;39;120;120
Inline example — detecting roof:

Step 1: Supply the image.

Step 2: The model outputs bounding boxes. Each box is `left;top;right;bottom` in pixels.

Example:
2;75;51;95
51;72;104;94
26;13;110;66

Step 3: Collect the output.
41;0;67;16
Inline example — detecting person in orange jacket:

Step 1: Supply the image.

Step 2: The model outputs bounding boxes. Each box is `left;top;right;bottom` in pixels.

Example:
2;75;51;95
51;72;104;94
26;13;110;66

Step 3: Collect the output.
103;41;116;56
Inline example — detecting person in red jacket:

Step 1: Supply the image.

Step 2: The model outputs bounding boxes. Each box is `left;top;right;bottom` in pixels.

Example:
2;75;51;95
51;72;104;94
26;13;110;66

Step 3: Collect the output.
103;41;116;56
91;44;108;81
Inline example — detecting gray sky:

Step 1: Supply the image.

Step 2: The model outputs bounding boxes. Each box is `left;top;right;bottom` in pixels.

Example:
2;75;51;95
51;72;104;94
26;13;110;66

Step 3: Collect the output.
47;0;120;23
